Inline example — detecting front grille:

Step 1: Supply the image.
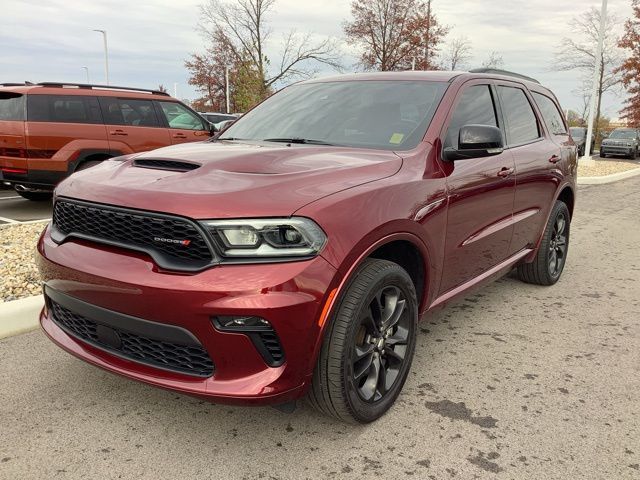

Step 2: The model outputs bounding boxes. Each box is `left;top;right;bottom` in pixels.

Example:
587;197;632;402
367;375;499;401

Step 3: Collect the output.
52;199;214;271
133;159;200;172
50;300;215;377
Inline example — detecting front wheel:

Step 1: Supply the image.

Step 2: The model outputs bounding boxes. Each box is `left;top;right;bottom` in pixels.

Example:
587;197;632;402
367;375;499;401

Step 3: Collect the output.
517;201;570;285
308;259;418;423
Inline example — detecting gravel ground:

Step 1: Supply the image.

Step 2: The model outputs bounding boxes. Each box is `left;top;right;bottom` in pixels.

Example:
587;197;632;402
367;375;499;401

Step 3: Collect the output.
0;223;46;303
578;159;640;177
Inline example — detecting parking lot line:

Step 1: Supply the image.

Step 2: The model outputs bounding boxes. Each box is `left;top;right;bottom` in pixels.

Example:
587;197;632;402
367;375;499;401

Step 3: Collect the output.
0;195;22;200
0;215;19;224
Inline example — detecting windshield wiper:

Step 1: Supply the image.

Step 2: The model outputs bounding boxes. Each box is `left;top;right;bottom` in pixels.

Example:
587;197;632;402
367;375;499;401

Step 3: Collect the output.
263;138;336;146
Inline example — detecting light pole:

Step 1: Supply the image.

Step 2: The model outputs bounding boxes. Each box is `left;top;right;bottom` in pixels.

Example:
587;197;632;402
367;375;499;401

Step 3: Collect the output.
582;0;607;166
225;66;230;114
93;29;109;85
81;66;90;83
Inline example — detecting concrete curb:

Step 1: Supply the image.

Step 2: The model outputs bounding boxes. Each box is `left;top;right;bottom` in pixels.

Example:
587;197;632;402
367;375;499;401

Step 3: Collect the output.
0;295;43;339
578;166;640;185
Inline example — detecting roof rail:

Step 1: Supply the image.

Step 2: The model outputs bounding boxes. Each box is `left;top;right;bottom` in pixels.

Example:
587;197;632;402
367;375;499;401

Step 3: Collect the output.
469;68;541;84
0;82;35;87
35;82;171;96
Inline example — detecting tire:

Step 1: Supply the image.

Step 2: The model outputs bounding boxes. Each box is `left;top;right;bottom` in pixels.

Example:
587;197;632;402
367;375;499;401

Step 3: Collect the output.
15;190;53;201
308;258;418;423
599;150;606;158
517;201;570;286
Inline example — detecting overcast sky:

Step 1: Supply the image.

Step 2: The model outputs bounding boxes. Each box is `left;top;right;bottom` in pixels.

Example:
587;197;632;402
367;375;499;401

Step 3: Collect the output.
1;0;633;118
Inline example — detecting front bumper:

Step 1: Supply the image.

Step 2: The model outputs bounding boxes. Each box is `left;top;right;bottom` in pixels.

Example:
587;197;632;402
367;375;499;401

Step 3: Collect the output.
600;145;634;155
37;223;338;405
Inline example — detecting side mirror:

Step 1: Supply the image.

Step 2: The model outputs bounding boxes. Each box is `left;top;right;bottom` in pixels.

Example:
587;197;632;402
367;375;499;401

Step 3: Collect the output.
207;121;219;137
443;124;504;161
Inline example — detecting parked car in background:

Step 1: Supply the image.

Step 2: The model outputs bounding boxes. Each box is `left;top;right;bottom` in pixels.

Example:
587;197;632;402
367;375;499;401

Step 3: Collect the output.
37;70;576;423
0;82;213;200
600;128;640;159
569;127;596;156
199;112;238;124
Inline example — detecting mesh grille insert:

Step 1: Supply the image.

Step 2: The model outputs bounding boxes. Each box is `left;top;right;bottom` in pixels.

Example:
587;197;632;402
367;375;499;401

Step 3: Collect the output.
50;300;215;377
52;199;214;270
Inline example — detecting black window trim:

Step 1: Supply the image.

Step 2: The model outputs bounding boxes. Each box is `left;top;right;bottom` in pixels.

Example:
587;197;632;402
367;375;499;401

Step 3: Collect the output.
493;81;544;150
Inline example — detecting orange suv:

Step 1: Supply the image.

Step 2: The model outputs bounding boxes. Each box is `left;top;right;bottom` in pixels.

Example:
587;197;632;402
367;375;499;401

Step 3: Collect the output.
0;82;212;200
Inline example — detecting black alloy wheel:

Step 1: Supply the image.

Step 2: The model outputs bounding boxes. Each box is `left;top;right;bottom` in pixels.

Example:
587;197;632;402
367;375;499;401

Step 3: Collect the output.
548;210;568;279
351;285;411;402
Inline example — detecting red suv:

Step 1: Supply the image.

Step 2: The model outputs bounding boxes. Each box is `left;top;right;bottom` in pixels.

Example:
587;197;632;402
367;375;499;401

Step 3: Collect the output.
36;70;576;423
0;82;212;200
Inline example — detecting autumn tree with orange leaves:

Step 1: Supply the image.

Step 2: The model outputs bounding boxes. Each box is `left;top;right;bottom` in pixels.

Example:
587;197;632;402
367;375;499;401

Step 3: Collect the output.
344;0;449;71
617;0;640;127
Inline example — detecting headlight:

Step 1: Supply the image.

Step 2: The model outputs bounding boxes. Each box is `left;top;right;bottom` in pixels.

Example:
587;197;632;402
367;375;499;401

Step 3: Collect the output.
627;142;633;146
201;217;326;258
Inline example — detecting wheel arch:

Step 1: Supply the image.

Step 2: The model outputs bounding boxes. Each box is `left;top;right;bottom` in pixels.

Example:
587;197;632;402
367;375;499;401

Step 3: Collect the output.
524;182;575;263
305;231;431;379
556;184;575;219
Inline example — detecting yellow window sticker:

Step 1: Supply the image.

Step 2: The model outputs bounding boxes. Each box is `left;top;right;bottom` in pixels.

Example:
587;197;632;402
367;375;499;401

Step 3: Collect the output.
389;133;404;144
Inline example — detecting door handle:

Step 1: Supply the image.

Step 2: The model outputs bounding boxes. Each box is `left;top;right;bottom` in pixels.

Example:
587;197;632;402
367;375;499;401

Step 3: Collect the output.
109;129;128;136
172;133;187;139
497;167;514;178
549;155;561;164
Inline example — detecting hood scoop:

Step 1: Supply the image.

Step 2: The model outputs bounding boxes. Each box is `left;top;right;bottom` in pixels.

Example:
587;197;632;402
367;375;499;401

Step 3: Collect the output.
132;159;200;172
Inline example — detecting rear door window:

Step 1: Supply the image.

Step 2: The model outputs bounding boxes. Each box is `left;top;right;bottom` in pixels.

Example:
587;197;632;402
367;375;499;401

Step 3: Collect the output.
532;92;567;135
158;102;205;130
0;93;25;121
445;85;498;149
496;86;540;145
98;98;160;127
28;95;102;124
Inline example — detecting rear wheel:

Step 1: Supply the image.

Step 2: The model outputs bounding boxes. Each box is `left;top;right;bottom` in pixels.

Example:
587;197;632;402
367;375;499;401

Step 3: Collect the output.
15;189;53;201
517;201;570;286
308;258;418;423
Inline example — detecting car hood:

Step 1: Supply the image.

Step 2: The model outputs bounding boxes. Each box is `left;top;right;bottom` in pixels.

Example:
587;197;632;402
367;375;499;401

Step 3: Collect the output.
57;141;403;218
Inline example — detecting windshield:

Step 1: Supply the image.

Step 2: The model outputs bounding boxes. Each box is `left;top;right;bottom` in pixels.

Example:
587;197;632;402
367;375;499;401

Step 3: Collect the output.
569;127;585;138
609;129;637;139
219;80;448;151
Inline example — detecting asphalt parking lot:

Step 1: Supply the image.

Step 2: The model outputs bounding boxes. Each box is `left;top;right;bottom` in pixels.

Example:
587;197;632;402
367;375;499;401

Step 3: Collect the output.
1;177;639;480
0;189;52;224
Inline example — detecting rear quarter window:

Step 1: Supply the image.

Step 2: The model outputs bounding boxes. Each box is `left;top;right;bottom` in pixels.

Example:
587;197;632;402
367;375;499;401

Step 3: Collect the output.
532;92;567;135
0;93;25;121
27;95;102;124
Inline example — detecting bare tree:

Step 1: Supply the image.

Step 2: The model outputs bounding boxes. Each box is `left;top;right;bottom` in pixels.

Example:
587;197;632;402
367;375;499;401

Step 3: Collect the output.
481;51;504;69
552;7;622;141
445;35;472;70
198;0;341;96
